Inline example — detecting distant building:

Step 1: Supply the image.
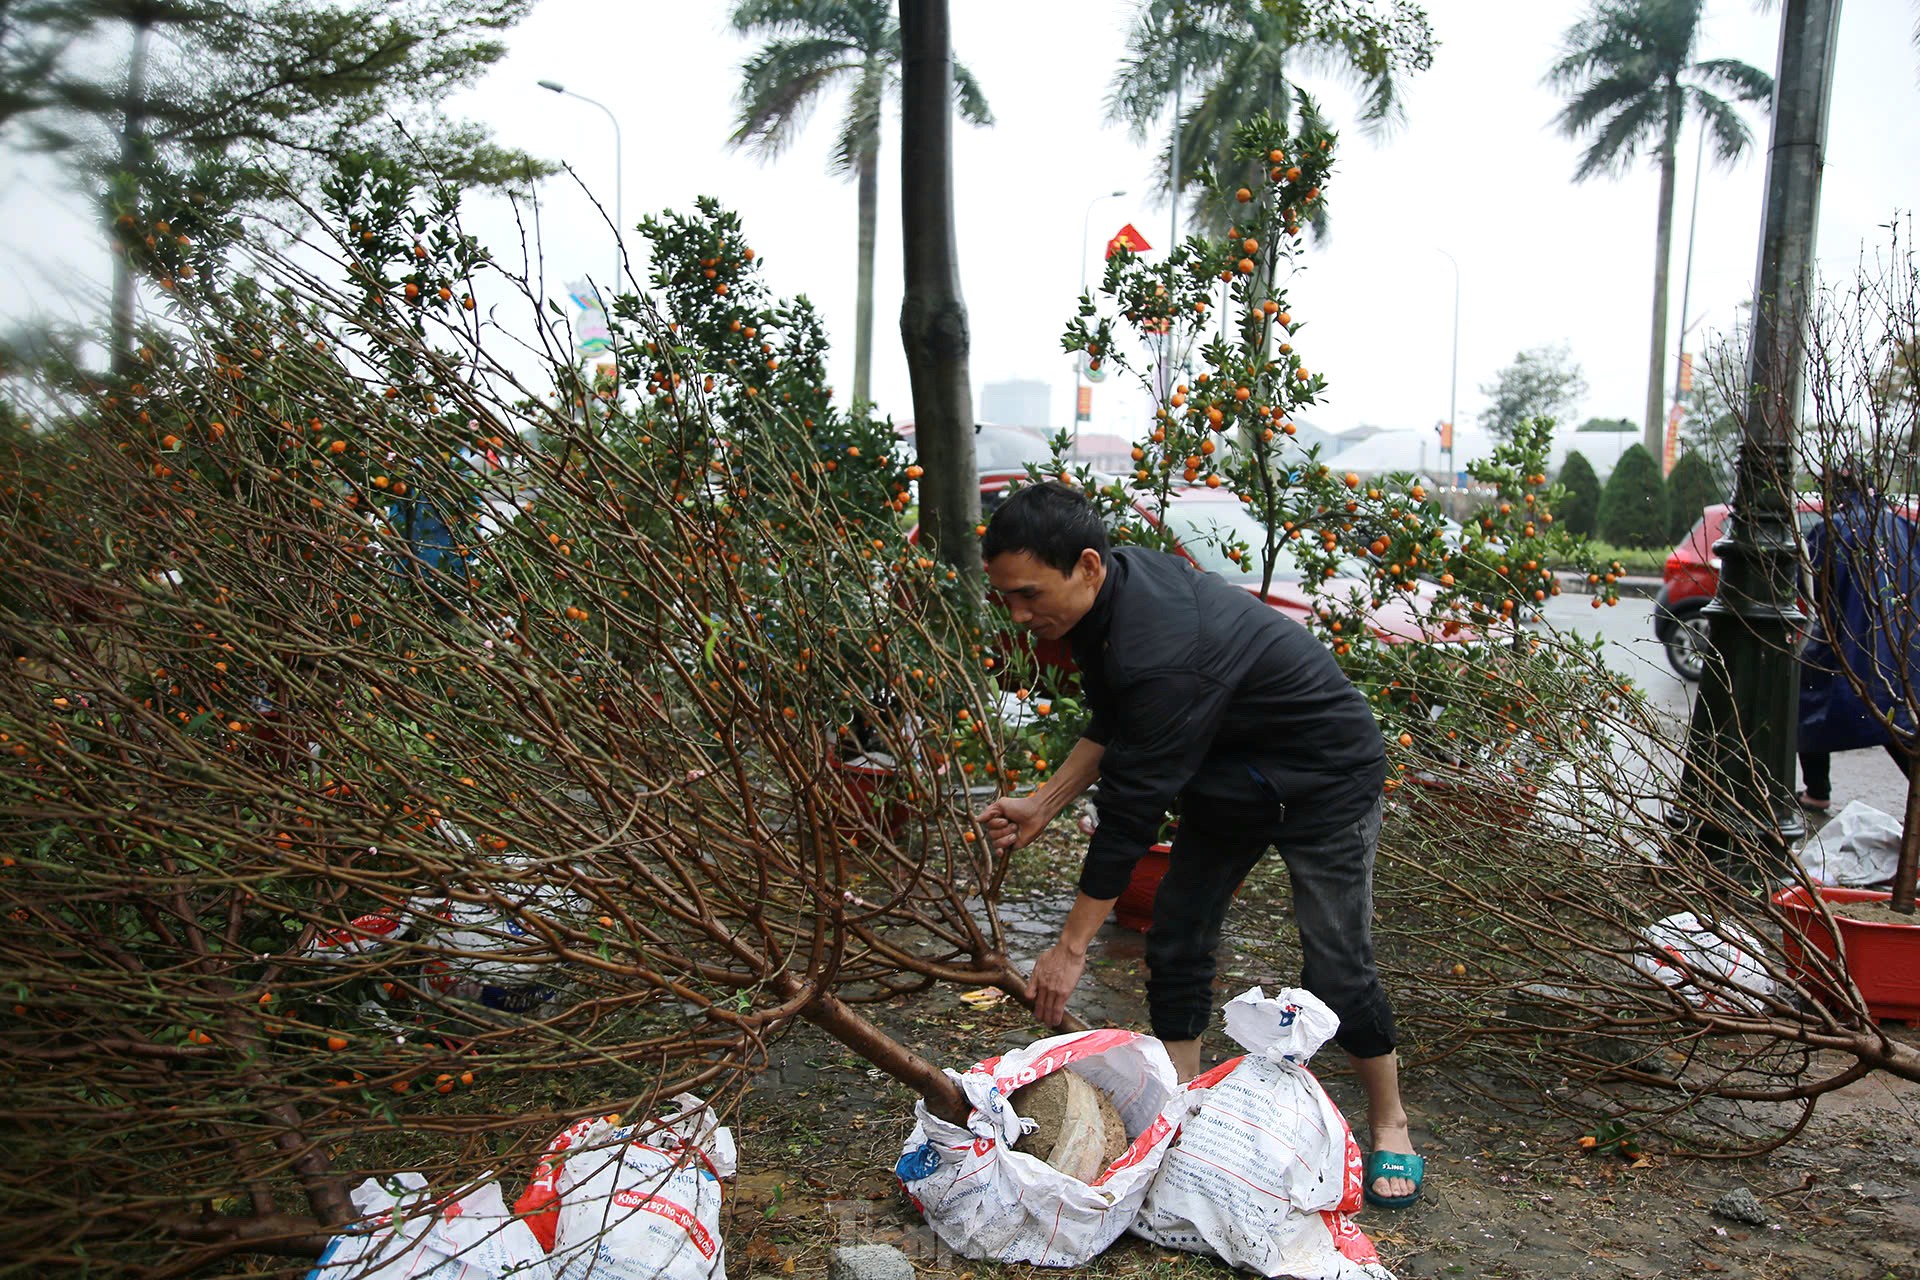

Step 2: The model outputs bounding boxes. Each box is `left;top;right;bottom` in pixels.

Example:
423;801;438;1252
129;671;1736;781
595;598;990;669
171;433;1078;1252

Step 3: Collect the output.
980;379;1053;429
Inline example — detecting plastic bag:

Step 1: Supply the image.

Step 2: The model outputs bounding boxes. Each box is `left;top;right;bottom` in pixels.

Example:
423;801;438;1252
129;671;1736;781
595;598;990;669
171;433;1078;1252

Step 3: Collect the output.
411;835;588;1009
1633;912;1779;1012
516;1094;735;1280
300;909;407;963
1798;800;1901;887
308;1171;553;1279
1133;988;1394;1280
895;1028;1179;1266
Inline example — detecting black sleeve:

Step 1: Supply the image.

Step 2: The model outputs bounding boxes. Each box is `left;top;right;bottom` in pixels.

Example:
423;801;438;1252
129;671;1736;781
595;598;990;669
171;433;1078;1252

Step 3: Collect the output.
1078;664;1235;899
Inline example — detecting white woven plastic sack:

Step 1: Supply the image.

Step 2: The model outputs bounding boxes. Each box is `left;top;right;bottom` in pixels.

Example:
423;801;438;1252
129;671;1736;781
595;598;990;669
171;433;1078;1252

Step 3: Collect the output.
308;1172;553;1279
412;830;588;1009
1798;800;1901;888
1633;912;1779;1012
517;1095;735;1280
895;1028;1179;1266
1133;988;1395;1280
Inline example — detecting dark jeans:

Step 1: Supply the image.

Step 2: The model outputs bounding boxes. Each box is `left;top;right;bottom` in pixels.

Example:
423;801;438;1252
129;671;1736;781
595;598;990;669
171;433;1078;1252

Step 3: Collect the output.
1799;744;1910;800
1144;776;1395;1060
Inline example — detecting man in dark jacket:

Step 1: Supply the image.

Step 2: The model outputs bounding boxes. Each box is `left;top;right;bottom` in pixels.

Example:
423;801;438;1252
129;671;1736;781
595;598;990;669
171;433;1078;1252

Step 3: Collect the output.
978;481;1422;1208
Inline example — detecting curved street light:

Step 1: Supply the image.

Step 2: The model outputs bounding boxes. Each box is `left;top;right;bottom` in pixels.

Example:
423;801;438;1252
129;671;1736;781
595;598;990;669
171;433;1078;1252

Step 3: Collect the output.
538;79;625;293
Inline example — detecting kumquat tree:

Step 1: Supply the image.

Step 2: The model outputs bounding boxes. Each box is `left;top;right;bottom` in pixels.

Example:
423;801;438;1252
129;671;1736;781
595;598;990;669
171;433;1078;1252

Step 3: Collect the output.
5;98;1920;1280
1040;105;1920;1158
0;163;1069;1275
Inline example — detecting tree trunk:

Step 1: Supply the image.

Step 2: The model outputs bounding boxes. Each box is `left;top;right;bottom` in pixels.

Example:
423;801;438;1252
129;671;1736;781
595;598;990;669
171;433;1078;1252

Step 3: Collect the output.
801;989;970;1125
109;19;152;377
1643;93;1682;463
898;0;980;592
854;141;879;410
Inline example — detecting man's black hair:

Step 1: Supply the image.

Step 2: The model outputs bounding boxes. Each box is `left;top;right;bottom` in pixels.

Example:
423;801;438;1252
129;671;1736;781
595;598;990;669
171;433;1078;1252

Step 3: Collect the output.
981;480;1109;576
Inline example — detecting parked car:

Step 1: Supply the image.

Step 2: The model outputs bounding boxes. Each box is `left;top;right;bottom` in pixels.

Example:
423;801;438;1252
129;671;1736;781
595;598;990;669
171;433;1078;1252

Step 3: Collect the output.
893;421;1057;504
1142;485;1441;644
1654;499;1823;681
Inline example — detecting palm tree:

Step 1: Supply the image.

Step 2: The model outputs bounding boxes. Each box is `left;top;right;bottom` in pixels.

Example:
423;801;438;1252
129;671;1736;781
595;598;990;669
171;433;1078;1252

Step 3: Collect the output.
1105;0;1433;240
1547;0;1772;461
728;0;990;410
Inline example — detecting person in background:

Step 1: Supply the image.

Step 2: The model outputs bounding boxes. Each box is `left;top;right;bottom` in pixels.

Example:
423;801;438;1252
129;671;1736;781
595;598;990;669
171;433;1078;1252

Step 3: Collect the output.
975;481;1423;1210
1796;463;1917;810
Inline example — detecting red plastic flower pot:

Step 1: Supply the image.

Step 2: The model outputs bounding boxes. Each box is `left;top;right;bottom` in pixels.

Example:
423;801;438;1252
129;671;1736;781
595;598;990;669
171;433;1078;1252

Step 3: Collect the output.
1772;884;1920;1022
1112;842;1173;933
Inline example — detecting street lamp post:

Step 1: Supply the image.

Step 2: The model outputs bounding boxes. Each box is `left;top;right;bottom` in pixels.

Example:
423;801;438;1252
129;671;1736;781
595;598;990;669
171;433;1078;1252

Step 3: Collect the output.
1073;189;1127;442
1670;115;1710;462
1677;0;1845;869
537;79;625;293
1435;247;1460;506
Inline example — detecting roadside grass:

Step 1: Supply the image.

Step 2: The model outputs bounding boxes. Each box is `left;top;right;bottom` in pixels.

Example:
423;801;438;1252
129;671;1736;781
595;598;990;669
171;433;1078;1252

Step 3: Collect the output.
1565;541;1668;576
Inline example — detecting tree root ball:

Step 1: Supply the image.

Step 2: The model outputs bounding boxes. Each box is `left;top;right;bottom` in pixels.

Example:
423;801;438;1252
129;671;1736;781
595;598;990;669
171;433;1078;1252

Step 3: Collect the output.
1008;1069;1129;1182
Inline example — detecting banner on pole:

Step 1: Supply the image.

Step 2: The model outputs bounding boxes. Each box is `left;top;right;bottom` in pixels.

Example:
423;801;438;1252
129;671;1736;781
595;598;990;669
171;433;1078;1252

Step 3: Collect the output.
567;280;612;356
1076;386;1093;421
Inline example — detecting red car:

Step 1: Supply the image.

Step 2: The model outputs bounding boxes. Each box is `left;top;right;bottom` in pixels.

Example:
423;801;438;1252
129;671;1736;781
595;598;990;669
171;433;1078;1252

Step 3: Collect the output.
1654;499;1823;680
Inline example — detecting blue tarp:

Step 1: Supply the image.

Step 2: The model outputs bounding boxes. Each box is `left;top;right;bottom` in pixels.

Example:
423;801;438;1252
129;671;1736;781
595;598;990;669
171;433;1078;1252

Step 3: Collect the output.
1797;496;1920;754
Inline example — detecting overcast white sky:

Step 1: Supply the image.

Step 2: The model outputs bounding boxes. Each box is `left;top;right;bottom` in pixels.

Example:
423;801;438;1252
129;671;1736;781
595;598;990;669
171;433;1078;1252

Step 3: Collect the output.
4;0;1917;445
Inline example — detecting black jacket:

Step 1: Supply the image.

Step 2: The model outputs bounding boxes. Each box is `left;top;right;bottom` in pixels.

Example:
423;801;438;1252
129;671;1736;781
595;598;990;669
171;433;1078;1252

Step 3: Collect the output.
1068;546;1387;899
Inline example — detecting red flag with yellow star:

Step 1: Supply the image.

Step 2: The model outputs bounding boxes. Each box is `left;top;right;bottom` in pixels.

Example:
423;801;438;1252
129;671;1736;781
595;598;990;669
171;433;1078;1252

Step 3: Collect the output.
1105;223;1151;257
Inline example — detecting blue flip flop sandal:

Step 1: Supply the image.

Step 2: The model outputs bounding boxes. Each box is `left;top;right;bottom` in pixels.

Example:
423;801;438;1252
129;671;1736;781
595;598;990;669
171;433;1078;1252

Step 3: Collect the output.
1363;1150;1425;1209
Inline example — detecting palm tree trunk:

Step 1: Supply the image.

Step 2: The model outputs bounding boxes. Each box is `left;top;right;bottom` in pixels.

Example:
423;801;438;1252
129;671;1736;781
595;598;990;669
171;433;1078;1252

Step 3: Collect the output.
898;0;980;594
1643;96;1682;463
109;18;153;377
853;140;879;410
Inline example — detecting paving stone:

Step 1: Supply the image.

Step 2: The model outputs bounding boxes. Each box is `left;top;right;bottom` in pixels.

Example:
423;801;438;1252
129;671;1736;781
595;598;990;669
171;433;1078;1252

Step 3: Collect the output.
828;1243;915;1280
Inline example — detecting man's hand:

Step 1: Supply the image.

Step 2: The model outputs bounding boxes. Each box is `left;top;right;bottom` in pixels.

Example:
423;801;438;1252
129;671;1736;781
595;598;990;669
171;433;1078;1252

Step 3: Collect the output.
1029;941;1087;1028
978;792;1049;855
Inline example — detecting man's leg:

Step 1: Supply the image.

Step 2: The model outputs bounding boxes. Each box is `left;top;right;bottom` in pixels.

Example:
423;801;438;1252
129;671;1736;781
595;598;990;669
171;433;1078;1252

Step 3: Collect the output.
1145;814;1270;1082
1272;796;1417;1202
1798;749;1833;806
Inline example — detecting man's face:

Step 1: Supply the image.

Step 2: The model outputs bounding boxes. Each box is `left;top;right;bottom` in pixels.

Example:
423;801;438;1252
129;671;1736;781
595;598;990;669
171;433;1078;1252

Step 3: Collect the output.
985;549;1104;641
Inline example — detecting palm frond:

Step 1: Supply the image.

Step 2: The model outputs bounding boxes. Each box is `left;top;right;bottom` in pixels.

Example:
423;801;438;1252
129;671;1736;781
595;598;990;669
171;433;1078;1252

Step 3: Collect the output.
1104;3;1242;134
1288;30;1406;135
1689;56;1773;105
952;59;993;127
1546;0;1769;186
1573;91;1663;181
1553;70;1657;140
729;37;858;159
729;0;886;46
1687;85;1755;167
829;60;884;180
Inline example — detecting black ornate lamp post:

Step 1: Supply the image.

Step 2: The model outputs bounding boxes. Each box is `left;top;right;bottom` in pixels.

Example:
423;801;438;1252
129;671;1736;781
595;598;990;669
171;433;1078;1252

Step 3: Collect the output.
1676;0;1844;868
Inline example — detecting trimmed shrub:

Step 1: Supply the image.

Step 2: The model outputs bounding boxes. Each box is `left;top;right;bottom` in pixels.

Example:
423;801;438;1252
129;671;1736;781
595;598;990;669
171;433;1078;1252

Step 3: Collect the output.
1665;448;1724;543
1598;444;1671;549
1557;450;1601;538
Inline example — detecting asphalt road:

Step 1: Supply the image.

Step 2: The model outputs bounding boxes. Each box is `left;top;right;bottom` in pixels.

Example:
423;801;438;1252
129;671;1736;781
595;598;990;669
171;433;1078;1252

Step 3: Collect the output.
1538;591;1910;823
